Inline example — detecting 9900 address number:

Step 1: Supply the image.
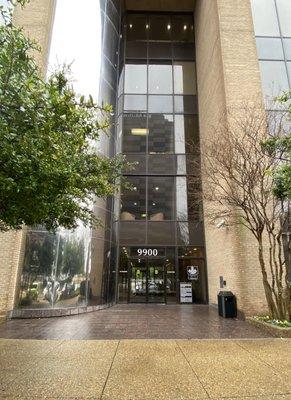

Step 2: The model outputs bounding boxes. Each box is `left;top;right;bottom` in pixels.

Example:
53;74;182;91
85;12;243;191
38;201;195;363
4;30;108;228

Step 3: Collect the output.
137;248;158;256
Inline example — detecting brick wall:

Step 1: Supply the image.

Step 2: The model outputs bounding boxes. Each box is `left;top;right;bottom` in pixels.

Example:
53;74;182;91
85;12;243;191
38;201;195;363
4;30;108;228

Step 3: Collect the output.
195;0;269;316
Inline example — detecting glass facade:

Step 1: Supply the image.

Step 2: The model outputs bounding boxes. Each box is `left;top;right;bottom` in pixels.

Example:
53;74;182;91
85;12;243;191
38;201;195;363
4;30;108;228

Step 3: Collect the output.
116;13;207;304
18;0;122;309
251;0;291;104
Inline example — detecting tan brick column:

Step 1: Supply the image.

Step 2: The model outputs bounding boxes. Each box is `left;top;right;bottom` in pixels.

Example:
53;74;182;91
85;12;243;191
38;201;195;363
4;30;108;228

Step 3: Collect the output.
195;0;268;316
0;0;56;317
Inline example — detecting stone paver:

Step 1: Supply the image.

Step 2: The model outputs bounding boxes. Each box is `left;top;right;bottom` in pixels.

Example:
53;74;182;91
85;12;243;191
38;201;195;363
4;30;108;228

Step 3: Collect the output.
0;305;272;340
0;338;290;400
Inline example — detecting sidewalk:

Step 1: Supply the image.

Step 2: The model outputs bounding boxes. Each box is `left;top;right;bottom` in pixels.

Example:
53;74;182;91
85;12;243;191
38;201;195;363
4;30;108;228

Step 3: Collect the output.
0;338;290;399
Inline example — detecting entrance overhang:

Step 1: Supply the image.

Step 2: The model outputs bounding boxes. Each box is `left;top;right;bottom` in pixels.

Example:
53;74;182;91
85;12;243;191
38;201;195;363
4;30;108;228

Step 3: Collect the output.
125;0;195;12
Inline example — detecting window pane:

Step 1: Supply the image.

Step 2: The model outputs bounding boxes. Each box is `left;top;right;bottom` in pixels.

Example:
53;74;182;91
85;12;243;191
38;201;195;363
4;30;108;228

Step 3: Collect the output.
149;15;171;41
276;0;291;36
148;42;172;59
124;95;147;112
148;177;175;220
177;222;204;246
288;62;291;82
123;154;146;174
147;222;176;245
126;42;147;59
256;38;284;60
122;113;147;153
148;96;173;113
174;62;197;94
259;61;289;99
174;96;198;114
124;62;147;94
148;114;174;153
250;0;280;36
148;155;176;175
149;63;173;94
127;15;148;41
283;39;291;61
120;177;146;220
119;222;146;245
173;43;195;60
172;16;194;42
174;115;199;154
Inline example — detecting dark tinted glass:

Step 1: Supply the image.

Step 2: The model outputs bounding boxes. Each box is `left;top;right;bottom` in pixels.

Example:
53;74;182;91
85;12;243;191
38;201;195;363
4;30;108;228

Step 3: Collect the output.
147;222;176;245
148;155;176;175
123;154;146;174
119;222;146;245
149;15;172;41
148;114;174;153
126;42;147;58
172;16;194;42
148;42;172;59
177;222;204;245
122;113;147;153
173;43;195;60
148;177;175;220
126;15;148;41
121;177;146;220
174;95;198;114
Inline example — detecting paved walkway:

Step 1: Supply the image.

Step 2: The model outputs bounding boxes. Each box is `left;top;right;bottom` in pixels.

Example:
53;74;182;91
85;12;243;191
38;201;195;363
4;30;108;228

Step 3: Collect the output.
0;304;271;340
0;338;290;399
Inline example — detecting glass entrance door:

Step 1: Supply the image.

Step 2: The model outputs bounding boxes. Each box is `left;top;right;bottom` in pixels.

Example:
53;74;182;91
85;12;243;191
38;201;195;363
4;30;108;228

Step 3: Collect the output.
128;258;166;303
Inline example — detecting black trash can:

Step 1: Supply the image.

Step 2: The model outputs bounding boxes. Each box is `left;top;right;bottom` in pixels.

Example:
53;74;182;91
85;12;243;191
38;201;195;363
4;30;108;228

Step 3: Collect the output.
218;291;237;318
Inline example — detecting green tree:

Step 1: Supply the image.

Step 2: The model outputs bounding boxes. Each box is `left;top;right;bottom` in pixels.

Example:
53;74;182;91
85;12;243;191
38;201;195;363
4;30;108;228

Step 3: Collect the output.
0;0;125;232
62;239;85;277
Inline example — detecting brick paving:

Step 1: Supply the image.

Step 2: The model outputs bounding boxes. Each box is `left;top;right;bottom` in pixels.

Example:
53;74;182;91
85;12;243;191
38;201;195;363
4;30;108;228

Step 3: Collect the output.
0;304;272;339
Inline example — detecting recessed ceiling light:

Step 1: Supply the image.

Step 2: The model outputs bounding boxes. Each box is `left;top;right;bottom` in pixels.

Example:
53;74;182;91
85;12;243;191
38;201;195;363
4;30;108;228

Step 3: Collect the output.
141;213;147;218
129;24;133;29
146;24;149;29
152;202;156;206
131;128;149;136
184;25;187;30
167;24;171;30
134;202;137;206
133;186;137;191
155;187;159;191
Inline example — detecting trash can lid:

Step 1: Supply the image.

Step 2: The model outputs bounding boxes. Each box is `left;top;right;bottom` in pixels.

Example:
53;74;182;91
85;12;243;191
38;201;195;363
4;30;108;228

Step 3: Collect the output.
218;291;234;296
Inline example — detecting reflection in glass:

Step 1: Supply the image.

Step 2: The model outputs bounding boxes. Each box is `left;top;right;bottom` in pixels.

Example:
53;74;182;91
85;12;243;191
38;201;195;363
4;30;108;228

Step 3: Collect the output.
283;39;291;61
174;95;198;114
119;221;146;245
148;154;175;175
259;61;289;98
122;113;147;153
124;62;147;93
149;63;173;94
149;42;172;59
173;43;195;60
147;222;176;245
276;0;291;36
126;42;147;58
177;222;204;246
123;154;146;174
124;95;147;111
148;177;175;220
148;95;173;113
121;177;146;220
251;0;280;36
256;38;284;60
175;115;199;153
174;62;196;94
148;114;174;153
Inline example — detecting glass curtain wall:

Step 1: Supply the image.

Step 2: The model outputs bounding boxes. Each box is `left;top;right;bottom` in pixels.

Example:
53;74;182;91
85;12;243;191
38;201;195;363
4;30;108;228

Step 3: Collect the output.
116;13;207;304
251;0;291;105
18;0;122;309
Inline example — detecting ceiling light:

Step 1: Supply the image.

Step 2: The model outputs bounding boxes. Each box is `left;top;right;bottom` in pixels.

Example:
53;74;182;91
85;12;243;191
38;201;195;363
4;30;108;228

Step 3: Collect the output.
152;202;156;206
133;186;137;191
129;24;133;29
155;187;159;191
141;213;147;218
167;24;171;30
184;25;187;30
146;24;149;29
131;128;149;136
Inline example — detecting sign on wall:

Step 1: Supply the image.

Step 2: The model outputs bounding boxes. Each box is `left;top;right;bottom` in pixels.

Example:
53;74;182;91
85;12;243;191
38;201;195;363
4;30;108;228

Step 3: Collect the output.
130;247;165;257
180;283;192;303
187;266;199;281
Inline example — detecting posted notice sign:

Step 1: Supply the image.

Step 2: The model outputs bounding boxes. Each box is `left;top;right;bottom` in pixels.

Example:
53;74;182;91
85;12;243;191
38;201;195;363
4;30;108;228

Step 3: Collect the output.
180;282;192;303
